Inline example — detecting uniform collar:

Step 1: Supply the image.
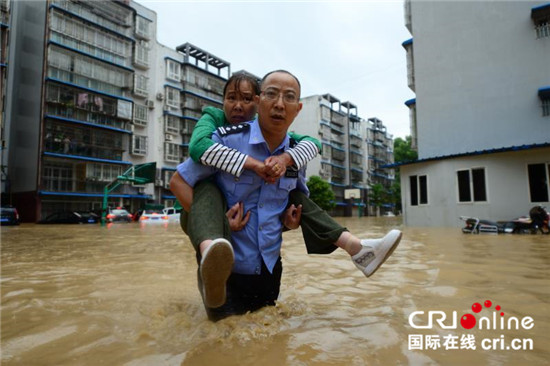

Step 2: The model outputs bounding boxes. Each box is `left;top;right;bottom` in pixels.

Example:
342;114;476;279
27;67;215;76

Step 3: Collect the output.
248;118;290;154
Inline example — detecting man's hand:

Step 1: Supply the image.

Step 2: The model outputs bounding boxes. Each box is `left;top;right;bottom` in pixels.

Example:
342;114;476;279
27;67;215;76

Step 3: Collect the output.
226;202;250;231
282;204;302;230
264;154;292;180
244;156;277;184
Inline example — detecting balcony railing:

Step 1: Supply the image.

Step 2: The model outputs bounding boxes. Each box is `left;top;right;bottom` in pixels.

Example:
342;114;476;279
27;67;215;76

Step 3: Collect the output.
536;22;550;39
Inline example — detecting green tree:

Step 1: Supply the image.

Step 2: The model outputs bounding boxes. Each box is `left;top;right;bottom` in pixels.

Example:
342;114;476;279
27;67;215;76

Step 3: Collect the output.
390;136;417;213
306;176;335;211
393;136;418;163
369;183;388;217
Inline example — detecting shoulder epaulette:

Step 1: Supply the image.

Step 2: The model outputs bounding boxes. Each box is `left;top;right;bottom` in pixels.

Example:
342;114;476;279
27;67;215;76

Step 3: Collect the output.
289;137;297;148
217;122;250;136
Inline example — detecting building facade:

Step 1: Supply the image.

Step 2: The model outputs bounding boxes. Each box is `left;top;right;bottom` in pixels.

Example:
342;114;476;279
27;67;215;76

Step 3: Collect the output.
0;0;10;198
400;0;550;227
2;0;400;221
292;94;395;216
1;0;232;221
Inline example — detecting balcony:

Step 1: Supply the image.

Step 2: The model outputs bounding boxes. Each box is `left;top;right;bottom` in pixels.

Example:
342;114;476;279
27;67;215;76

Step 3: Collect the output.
43;120;126;161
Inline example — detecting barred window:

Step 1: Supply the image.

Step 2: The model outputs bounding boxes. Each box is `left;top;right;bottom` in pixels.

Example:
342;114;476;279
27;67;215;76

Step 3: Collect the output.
539;87;550;117
532;4;550;39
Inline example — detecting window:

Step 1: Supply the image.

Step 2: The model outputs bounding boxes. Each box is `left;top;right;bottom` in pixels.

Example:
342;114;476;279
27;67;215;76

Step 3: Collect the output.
409;175;427;206
133;104;148;126
457;168;487;203
86;163;122;182
131;135;147;156
532;4;550;39
166;87;180;108
528;163;550;202
135;16;151;39
164;142;181;162
134;74;148;97
165;115;180;134
166;59;181;81
42;162;73;191
134;40;149;67
539;87;550;117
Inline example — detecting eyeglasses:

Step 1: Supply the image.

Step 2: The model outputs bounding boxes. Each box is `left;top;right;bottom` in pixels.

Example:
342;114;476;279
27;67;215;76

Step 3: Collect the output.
261;88;299;104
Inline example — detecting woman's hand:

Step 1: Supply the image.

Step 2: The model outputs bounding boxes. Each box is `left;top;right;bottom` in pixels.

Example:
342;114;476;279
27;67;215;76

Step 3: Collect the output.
226;202;250;231
282;204;302;230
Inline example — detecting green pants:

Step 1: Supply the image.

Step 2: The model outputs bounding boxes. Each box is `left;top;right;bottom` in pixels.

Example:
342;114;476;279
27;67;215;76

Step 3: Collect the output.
180;180;346;256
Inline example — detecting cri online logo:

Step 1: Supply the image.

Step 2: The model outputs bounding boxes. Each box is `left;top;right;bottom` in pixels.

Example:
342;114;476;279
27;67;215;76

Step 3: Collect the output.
409;299;534;330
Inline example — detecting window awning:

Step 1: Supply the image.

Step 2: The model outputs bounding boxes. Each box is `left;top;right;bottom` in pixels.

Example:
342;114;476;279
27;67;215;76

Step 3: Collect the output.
531;3;550;23
538;86;550;99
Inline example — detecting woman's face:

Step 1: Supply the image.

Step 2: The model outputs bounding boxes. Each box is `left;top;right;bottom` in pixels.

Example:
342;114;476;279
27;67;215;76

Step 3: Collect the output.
223;80;258;124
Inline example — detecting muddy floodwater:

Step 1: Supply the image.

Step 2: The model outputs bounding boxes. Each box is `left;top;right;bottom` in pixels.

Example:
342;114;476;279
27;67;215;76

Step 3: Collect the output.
1;218;549;365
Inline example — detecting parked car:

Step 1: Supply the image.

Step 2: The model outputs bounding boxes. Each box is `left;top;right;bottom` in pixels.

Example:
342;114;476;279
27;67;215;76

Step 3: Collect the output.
131;209;144;222
106;207;133;223
0;205;20;226
39;211;99;224
139;209;169;223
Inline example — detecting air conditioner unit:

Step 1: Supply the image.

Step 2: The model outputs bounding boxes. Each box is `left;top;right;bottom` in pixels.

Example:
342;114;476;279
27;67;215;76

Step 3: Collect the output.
146;100;154;109
165;134;173;141
156;93;164;101
155;179;163;186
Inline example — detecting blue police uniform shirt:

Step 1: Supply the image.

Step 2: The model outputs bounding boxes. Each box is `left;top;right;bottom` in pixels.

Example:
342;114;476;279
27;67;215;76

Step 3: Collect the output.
177;119;309;275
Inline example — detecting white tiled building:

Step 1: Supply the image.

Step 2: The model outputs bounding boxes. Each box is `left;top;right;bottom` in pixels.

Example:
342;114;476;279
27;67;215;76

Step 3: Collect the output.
400;0;550;227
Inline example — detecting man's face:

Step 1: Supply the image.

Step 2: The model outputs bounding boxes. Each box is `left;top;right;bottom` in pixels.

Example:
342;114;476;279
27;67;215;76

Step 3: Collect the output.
223;80;258;124
255;72;302;137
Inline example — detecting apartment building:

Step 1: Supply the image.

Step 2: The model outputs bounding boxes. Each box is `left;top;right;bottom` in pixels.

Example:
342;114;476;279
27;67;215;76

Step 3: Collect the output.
366;117;395;189
155;42;229;207
399;0;550;227
1;0;233;221
0;0;9;197
292;94;395;216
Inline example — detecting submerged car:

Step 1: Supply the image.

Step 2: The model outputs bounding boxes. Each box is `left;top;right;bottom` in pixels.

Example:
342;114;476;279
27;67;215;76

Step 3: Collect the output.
106;208;133;223
0;205;20;226
139;209;169;223
162;207;181;222
39;211;99;224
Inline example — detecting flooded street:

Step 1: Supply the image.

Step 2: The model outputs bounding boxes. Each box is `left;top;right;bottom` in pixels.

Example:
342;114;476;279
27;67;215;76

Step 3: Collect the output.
1;218;549;366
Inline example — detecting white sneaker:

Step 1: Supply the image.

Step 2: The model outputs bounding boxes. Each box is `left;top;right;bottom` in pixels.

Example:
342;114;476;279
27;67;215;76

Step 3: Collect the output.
200;238;234;308
351;229;402;277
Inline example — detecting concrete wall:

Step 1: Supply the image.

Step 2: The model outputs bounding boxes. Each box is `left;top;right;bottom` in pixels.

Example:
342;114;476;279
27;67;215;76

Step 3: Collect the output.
5;0;47;194
411;1;550;160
